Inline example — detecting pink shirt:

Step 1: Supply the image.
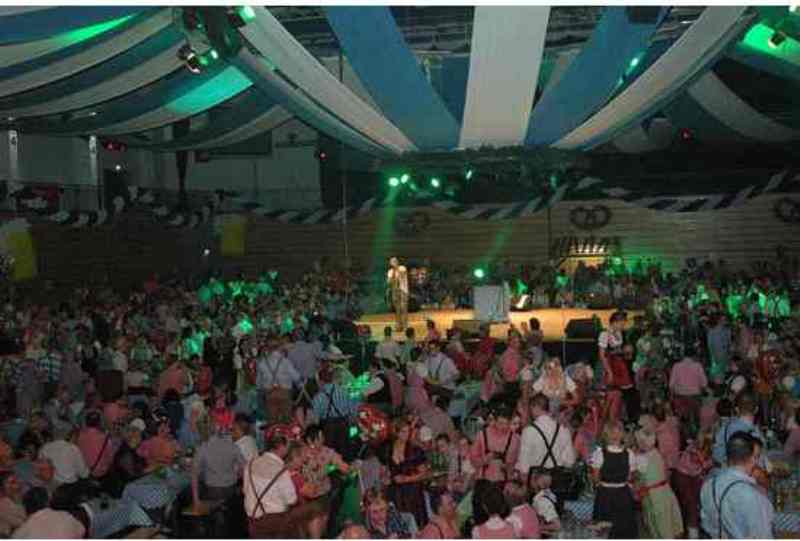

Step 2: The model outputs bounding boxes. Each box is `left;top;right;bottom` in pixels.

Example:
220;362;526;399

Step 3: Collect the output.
508;504;541;539
137;435;180;467
77;427;116;477
404;370;431;414
656;418;681;470
669;359;707;396
470;426;520;482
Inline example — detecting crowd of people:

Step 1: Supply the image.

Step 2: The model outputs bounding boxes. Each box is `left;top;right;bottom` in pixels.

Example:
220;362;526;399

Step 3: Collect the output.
0;254;798;539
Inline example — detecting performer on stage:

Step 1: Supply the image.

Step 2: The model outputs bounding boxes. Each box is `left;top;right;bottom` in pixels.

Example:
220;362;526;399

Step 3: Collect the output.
387;257;409;331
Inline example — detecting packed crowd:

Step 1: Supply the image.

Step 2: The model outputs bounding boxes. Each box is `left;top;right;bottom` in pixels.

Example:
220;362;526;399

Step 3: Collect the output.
0;256;798;539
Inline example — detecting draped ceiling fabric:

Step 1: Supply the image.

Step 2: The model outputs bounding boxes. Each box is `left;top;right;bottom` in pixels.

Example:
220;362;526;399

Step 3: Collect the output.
232;48;391;156
1;5;799;165
526;7;670;147
0;10;172;99
325;6;461;150
553;6;753;150
687;72;800;142
0;28;187;118
0;6;153;44
239;7;414;154
458;6;550;149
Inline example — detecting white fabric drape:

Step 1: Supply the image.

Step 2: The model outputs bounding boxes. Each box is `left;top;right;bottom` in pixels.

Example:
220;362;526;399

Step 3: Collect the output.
1;42;185;118
0;30;94;69
0;7;49;16
0;10;172;99
688;71;800;142
184;106;292;150
240;7;414;154
554;6;752;150
459;6;550;149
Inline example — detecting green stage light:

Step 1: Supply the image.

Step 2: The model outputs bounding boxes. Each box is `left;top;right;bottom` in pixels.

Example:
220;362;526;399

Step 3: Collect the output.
400;173;410;184
239;5;256;21
210;49;219;60
199;56;209;66
629;55;640;69
388;177;400;187
790;3;799;13
465;169;474;180
430;178;441;188
473;268;486;279
611;256;623;266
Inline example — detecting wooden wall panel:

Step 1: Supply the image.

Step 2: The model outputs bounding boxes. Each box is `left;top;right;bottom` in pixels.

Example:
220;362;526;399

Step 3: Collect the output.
16;194;798;301
243;194;798;277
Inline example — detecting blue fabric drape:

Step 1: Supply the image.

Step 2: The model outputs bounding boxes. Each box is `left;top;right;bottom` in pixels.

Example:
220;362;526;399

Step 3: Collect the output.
324;6;460;150
439;56;470;124
525;6;669;146
24;64;223;134
0;26;182;113
0;7;155;45
231;49;391;157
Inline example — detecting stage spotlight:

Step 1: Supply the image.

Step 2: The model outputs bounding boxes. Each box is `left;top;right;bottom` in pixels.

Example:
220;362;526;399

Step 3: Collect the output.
769;30;787;48
178;44;202;74
209;49;219;60
629;55;641;69
400;173;410;184
473;268;486;279
388;177;400;187
315;149;328;161
430;178;441;188
465;169;474;181
114;164;123;172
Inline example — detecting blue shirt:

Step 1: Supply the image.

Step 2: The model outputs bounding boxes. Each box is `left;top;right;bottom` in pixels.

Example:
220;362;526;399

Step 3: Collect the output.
712;418;766;465
700;467;774;539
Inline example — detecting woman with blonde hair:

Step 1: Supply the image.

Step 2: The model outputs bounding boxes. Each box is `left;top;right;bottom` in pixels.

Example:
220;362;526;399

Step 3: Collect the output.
589;420;643;538
634;428;684;538
532;357;579;418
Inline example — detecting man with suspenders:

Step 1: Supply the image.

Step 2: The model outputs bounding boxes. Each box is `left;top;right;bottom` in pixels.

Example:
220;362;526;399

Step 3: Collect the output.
243;434;298;539
516;394;576;513
700;431;774;539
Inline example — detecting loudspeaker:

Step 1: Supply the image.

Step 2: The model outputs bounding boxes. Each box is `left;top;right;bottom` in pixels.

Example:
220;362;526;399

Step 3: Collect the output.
565;318;598;340
626;7;661;23
453;319;482;335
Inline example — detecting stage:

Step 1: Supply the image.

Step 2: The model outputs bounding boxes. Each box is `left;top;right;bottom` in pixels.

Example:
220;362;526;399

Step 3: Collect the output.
356;307;642;343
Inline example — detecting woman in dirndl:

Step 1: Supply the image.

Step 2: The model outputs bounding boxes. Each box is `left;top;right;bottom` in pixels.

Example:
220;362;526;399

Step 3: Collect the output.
589;420;644;539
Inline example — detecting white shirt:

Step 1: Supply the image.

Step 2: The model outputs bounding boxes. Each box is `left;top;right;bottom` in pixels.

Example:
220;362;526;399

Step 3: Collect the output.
387;266;409;295
236;435;259;462
533;489;559;523
589;445;647;475
243;452;296;518
376;340;402;363
598;330;623;351
424;352;459;389
39;440;89;485
516;414;576;473
256;352;300;390
111;350;128;373
12;509;85;539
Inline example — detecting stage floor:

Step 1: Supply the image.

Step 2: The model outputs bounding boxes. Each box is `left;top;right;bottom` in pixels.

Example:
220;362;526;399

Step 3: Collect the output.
356;307;641;342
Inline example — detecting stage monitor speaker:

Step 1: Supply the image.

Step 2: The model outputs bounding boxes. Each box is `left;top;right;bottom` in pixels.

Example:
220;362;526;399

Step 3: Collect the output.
565;318;599;340
453;319;482;335
626;7;661;23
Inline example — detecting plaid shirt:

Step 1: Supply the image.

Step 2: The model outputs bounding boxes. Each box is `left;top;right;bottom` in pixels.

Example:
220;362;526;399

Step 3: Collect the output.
37;353;62;384
311;383;358;421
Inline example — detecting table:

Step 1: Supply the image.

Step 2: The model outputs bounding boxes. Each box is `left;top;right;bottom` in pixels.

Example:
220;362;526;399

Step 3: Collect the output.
86;498;153;539
122;467;191;510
